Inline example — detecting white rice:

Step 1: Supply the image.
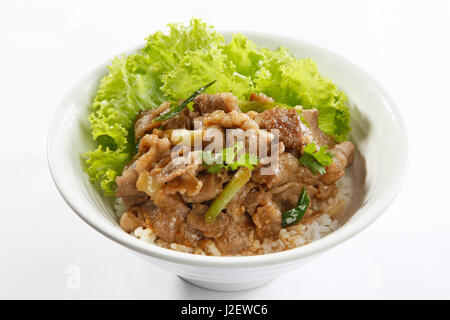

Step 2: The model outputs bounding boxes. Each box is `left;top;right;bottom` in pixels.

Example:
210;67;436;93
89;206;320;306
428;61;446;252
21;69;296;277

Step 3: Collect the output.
119;175;351;256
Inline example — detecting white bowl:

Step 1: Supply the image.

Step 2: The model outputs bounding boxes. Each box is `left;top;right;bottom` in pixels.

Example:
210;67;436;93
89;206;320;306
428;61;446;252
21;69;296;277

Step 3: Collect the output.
48;31;408;291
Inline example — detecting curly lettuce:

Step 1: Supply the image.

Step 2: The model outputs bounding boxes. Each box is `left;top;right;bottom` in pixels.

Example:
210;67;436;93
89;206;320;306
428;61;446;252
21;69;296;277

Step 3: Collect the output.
222;34;263;77
243;44;350;141
84;54;165;195
161;48;253;100
84;19;351;196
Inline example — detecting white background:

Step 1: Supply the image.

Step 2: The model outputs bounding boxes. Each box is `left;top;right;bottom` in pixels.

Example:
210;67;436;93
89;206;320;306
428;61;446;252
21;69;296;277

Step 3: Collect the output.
1;0;449;299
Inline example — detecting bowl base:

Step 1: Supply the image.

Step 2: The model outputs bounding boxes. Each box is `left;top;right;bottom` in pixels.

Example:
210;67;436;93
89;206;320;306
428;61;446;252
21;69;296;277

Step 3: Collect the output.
178;276;275;292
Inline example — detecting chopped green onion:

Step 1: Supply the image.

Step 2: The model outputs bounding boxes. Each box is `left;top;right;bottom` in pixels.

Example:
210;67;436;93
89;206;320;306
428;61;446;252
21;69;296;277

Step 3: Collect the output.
153;80;216;122
205;167;251;224
282;187;310;227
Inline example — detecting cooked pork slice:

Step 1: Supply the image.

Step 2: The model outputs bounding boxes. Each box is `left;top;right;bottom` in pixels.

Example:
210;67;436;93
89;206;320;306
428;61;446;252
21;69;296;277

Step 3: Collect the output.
151;151;203;184
187;206;251;254
301;109;334;147
320;141;354;185
115;165;148;207
187;204;226;238
251;152;298;188
270;183;318;224
148;151;205;197
214;215;252;255
296;162;323;185
249;92;275;104
193;93;240;114
242;184;265;216
162;108;195;131
270;182;309;213
178;223;203;247
255;108;303;156
226;185;247;222
134;134;171;173
226;182;266;221
252;199;282;240
203;110;259;130
152;190;190;216
134;103;195;141
134;102;170;141
164;166;203;197
316;183;338;200
119;207;146;233
182;171;230;203
142;200;200;246
252;152;318;189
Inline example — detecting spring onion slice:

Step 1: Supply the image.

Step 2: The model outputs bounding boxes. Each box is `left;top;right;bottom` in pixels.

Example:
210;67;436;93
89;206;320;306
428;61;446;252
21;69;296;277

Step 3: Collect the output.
153;80;216;122
205;167;251;224
281;187;310;227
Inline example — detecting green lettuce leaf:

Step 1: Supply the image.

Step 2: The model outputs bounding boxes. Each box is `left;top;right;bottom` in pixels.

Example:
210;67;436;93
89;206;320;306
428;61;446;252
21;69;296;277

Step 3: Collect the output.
254;49;350;141
222;34;263;76
143;19;224;76
84;54;166;195
84;146;130;196
84;18;351;196
161;48;253;100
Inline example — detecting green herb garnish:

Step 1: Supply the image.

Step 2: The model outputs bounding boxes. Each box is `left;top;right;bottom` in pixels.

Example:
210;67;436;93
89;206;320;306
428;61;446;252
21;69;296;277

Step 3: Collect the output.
298;143;334;175
205;167;251;224
282;187;310;227
153;80;216;122
202;141;258;173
